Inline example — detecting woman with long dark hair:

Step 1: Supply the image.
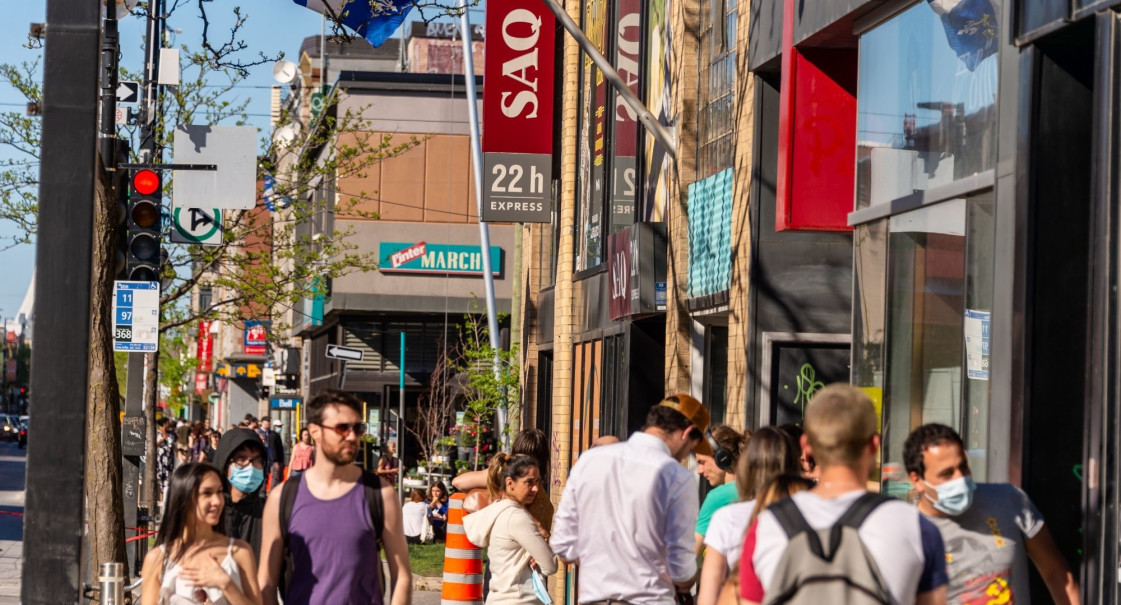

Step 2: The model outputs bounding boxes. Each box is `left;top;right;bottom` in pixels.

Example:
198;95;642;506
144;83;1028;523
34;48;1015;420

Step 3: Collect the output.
428;480;450;541
463;454;557;605
140;463;262;605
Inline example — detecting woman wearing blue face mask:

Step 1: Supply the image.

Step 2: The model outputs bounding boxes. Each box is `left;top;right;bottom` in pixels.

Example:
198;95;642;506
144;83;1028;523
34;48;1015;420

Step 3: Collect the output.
214;428;269;560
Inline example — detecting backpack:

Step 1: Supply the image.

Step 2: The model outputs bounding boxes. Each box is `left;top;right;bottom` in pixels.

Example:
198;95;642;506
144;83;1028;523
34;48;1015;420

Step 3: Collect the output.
278;470;388;599
763;492;892;605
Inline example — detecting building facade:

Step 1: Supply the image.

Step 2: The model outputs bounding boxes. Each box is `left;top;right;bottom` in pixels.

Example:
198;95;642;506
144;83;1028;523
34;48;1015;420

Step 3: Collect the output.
520;0;1121;600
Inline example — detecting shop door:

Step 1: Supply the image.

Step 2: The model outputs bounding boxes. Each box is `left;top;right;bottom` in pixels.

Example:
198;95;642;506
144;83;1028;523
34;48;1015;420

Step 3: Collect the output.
1085;11;1121;604
1021;15;1113;603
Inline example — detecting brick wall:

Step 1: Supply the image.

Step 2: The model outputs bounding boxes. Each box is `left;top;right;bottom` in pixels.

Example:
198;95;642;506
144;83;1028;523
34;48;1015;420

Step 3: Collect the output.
664;0;701;395
725;0;755;430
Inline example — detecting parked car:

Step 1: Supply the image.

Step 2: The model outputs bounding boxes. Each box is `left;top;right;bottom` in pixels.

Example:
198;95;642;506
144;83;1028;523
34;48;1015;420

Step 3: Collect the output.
0;415;18;443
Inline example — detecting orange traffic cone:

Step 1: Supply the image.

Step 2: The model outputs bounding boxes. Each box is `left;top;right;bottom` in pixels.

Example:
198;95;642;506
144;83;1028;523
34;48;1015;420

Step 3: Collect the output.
441;492;484;605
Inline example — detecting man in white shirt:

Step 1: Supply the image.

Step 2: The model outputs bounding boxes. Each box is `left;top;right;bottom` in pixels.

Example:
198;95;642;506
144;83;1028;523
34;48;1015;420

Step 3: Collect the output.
552;394;714;605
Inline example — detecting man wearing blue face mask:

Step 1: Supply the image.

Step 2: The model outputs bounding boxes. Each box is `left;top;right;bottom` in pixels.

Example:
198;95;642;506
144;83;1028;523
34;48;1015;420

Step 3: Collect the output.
214;428;269;558
904;424;1079;605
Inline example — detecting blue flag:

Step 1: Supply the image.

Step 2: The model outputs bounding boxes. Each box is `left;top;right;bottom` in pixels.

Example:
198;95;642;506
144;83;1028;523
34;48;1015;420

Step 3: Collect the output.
926;0;999;71
293;0;415;48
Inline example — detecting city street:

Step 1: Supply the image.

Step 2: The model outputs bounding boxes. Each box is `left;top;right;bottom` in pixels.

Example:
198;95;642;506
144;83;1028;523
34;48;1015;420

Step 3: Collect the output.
0;442;24;603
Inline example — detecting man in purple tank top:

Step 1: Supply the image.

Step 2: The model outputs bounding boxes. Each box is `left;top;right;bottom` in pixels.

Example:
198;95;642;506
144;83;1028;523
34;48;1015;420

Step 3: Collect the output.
258;390;412;605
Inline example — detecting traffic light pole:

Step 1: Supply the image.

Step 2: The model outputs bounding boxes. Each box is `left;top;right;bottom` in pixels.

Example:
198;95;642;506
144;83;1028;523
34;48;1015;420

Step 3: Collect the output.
21;0;100;601
129;0;164;575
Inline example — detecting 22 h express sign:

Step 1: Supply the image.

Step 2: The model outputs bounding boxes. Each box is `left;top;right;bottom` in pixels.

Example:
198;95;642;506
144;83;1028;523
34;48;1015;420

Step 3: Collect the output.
481;0;555;223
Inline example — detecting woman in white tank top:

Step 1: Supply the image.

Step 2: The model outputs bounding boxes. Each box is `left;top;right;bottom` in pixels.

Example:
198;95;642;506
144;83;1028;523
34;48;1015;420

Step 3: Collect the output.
140;463;263;605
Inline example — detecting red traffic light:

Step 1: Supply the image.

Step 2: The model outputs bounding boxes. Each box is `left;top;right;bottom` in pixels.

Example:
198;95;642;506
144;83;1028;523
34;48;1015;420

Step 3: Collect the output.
132;169;160;196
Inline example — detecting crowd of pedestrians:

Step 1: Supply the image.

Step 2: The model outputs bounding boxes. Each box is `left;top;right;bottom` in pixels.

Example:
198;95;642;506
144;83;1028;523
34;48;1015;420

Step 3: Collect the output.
137;382;1081;605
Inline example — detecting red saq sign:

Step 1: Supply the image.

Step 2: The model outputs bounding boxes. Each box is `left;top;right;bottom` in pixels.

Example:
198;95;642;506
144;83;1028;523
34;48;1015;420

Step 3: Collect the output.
481;0;556;223
483;1;555;154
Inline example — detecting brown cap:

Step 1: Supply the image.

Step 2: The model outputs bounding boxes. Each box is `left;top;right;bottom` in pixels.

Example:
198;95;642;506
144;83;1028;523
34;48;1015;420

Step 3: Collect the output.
658;394;713;456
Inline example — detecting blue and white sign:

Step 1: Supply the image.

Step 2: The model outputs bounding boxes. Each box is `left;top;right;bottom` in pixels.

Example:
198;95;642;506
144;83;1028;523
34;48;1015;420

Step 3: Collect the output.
964;309;991;380
269;396;302;410
113;281;160;353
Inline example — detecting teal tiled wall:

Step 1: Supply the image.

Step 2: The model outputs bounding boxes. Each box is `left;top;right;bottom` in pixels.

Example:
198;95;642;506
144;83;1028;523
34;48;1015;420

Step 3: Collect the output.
687;169;733;299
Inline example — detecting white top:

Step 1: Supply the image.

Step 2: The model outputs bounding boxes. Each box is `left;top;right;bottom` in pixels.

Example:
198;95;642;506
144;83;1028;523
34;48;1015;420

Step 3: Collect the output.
160;538;242;605
464;499;559;605
402;501;429;537
551;432;699;605
703;499;755;570
751;491;944;605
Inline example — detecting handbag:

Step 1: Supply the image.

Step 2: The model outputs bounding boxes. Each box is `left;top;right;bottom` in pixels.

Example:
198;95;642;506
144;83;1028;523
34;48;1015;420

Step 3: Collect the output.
420;513;435;544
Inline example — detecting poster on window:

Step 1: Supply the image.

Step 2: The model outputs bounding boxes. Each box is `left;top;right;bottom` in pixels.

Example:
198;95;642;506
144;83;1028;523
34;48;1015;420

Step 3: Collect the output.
641;0;673;222
964;309;990;380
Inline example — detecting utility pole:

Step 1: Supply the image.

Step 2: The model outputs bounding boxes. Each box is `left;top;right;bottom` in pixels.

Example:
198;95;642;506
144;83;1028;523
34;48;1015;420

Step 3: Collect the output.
21;0;100;601
132;0;165;574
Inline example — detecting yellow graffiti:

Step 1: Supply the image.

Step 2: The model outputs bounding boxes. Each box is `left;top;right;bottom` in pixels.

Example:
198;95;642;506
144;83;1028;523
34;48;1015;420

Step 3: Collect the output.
984;577;1010;605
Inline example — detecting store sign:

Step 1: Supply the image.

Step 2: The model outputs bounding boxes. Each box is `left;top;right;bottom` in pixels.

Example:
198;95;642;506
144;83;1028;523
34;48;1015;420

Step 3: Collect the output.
244;320;267;355
378;242;502;276
481;0;556;223
611;0;641;228
194;371;208;394
270;396;302;410
607;223;668;320
197;320;213;373
216;362;261;379
391;241;427;268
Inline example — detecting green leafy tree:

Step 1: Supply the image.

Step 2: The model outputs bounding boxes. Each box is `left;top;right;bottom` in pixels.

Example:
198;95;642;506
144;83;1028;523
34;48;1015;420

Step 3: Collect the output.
453;314;518;470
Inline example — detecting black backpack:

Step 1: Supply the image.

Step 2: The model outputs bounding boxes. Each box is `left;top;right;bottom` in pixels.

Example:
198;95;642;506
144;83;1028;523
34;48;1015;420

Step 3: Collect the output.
277;470;388;598
763;492;893;605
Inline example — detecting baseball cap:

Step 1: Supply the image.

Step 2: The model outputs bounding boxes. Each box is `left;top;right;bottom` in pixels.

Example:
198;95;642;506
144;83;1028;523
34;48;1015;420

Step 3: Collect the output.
658;394;713;456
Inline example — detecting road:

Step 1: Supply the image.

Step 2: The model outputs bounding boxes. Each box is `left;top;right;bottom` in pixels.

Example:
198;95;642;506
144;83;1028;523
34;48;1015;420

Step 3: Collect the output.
0;441;25;603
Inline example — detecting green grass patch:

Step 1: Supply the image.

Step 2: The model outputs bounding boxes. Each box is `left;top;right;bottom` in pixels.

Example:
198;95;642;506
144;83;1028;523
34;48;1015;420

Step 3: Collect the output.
408;542;447;577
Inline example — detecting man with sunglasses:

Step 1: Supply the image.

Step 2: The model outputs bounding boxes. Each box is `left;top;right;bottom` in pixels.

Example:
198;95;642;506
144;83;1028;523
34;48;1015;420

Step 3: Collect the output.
552;394;713;605
258;389;412;605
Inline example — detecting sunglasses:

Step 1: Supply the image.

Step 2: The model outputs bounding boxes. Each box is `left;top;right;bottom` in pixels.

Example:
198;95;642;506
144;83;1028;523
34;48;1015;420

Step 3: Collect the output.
317;422;367;437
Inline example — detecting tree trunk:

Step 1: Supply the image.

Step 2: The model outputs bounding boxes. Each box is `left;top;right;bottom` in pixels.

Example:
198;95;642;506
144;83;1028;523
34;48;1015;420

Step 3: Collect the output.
85;167;127;580
141;351;158;512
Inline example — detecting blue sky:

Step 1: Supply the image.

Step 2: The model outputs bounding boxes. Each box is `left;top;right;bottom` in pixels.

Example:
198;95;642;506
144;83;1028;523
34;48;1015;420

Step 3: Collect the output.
0;1;470;322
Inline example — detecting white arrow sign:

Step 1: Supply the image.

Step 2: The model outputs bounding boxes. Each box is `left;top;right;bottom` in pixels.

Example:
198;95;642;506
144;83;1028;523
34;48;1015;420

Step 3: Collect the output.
116;81;140;104
325;344;364;362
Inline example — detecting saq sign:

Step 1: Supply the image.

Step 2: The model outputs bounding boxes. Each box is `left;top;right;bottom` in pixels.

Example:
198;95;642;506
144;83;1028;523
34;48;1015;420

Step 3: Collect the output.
482;0;555;223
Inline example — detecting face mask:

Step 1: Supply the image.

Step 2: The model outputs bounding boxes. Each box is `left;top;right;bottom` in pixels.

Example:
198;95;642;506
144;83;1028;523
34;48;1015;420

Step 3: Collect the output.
924;475;975;515
228;464;264;493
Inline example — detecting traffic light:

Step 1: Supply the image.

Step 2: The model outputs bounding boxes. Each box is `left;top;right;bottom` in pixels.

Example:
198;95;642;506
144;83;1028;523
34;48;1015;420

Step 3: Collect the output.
127;168;162;282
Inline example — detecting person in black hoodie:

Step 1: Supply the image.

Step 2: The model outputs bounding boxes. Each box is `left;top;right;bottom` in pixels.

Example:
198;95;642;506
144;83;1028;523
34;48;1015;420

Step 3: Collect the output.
214;428;268;558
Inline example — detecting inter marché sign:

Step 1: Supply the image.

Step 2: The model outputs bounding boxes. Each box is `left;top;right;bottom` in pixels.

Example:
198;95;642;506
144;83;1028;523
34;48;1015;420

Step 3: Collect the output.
378;242;502;276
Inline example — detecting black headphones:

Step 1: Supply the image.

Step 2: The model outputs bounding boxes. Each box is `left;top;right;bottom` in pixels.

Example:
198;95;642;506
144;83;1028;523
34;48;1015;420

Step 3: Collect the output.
706;428;735;472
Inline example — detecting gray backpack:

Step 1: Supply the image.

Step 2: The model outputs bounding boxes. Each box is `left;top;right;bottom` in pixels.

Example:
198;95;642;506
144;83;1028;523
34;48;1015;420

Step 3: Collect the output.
763;493;892;605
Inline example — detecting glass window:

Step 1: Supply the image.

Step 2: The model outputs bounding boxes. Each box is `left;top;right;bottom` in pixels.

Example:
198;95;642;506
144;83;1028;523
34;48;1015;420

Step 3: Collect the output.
576;0;611;271
880;192;993;499
697;0;737;178
856;1;1000;209
853;221;888;392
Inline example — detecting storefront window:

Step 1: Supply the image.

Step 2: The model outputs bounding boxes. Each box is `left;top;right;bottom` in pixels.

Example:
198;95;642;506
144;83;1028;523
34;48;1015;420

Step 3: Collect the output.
880;192;993;498
852;221;888;392
855;1;1000;210
575;0;611;271
697;0;736;179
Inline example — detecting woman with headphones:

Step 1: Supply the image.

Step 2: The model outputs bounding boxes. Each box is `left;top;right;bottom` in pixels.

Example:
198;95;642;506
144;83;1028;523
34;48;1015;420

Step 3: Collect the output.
693;425;749;557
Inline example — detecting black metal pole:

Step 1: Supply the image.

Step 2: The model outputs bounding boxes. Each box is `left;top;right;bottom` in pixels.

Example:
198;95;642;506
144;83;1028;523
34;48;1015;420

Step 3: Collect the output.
99;7;119;164
21;0;100;601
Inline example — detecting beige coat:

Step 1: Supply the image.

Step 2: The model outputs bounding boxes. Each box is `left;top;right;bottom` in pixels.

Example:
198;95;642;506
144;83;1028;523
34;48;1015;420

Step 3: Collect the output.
463;499;558;605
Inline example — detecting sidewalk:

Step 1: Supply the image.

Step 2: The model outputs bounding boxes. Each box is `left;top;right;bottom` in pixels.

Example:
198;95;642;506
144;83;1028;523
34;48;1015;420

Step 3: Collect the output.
0;539;21;603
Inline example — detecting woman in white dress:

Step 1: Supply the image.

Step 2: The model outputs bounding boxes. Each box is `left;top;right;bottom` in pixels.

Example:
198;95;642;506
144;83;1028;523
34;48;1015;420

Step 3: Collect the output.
140;462;262;605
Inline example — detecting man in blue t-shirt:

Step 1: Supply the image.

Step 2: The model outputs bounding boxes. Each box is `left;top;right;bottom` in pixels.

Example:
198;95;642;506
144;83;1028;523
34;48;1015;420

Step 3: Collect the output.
904;424;1079;605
